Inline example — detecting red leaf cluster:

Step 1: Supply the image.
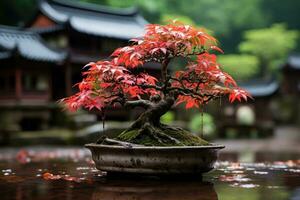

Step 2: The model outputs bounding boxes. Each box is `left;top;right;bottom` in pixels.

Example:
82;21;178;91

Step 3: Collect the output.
111;21;218;67
61;21;250;111
171;53;250;108
61;61;159;111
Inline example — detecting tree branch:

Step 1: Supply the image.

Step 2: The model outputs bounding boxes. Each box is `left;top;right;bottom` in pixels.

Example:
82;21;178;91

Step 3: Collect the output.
185;49;207;57
103;138;144;148
168;86;216;100
161;58;170;82
173;49;207;58
136;84;163;91
125;99;153;109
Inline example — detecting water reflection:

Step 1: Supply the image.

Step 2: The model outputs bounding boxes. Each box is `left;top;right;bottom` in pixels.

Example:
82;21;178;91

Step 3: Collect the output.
0;161;218;200
213;161;300;200
0;148;299;200
91;179;217;200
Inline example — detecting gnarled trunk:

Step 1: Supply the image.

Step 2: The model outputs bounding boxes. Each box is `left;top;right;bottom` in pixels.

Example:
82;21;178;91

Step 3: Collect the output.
129;96;175;129
111;96;209;146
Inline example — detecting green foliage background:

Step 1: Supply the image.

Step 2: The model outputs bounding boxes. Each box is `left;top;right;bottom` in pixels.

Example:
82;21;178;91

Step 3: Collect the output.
239;24;298;74
218;55;259;81
1;0;299;78
1;0;299;52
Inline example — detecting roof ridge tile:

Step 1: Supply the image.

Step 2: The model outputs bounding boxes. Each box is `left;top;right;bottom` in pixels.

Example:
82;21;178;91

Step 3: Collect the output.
46;0;139;17
0;25;66;63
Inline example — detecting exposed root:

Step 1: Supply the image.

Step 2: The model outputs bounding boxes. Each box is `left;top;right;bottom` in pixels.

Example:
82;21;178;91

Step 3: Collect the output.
141;122;183;145
114;123;209;146
96;95;209;147
101;137;145;148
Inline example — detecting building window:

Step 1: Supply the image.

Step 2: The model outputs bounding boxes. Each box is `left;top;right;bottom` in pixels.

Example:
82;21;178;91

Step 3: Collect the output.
22;73;48;92
0;73;15;95
101;39;124;54
236;105;255;125
46;34;68;49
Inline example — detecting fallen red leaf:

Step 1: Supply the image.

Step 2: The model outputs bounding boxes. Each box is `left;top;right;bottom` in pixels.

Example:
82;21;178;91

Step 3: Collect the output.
42;172;61;180
16;150;30;164
42;172;82;183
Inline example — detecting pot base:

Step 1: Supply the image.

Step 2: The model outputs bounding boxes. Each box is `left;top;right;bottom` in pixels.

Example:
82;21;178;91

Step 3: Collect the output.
85;143;224;175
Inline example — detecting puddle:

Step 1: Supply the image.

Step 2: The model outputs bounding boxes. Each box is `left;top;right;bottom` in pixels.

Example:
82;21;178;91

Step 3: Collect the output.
0;148;299;200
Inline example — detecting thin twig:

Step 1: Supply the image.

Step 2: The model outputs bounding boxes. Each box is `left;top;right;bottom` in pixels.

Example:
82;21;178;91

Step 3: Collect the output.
103;138;144;148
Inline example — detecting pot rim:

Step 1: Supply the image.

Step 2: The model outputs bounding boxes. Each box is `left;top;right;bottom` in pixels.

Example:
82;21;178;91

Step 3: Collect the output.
85;143;225;150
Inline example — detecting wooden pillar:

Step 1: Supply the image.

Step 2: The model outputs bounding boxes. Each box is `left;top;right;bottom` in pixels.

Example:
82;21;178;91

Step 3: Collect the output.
15;68;22;100
48;68;52;101
65;27;72;96
65;62;72;96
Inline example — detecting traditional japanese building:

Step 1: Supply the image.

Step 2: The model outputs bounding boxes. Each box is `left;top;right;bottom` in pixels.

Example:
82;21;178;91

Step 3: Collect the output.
281;54;300;124
0;0;148;131
0;25;66;130
282;54;300;95
27;0;147;97
217;78;279;138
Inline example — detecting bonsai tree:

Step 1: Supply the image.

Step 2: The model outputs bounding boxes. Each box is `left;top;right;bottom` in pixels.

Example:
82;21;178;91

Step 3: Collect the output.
62;21;250;146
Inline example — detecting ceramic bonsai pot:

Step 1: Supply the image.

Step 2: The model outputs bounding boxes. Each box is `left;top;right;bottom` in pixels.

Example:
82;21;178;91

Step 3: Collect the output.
85;143;224;175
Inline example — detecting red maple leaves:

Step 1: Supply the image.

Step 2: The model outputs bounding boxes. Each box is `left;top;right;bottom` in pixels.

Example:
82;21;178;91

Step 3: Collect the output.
170;52;250;108
62;60;158;111
62;21;250;111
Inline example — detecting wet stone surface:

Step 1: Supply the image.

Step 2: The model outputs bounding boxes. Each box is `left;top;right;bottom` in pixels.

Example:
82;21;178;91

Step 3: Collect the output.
0;147;299;200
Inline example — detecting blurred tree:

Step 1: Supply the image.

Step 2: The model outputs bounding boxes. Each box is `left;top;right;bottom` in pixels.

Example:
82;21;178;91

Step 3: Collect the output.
188;113;216;138
1;0;299;55
80;0;108;4
160;14;196;26
160;14;214;36
81;0;266;37
218;54;259;81
160;111;175;125
0;0;36;26
158;0;266;35
262;0;300;51
154;0;267;53
239;24;298;76
80;0;162;23
262;0;300;30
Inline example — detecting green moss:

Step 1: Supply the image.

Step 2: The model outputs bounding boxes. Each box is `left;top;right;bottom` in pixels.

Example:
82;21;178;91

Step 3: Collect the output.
118;129;140;141
165;128;209;146
116;127;209;146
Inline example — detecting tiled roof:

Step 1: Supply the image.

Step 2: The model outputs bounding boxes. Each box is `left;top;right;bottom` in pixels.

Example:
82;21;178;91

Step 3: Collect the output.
285;54;300;70
240;78;279;98
0;25;66;62
29;24;64;34
38;0;147;40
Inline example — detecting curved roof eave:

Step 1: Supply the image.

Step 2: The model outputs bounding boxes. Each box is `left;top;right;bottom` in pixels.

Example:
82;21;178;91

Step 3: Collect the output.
0;26;66;63
241;79;279;98
43;0;140;17
39;0;68;23
39;0;142;23
69;16;145;40
38;0;147;39
286;54;300;70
